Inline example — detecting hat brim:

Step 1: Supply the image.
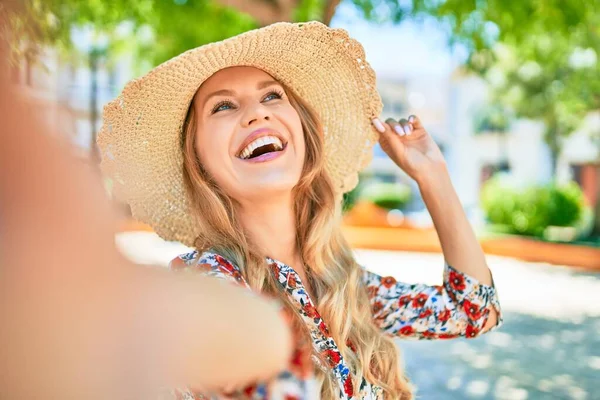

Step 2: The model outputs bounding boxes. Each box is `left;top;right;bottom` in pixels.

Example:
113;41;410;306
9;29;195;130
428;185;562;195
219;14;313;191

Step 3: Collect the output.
97;21;382;247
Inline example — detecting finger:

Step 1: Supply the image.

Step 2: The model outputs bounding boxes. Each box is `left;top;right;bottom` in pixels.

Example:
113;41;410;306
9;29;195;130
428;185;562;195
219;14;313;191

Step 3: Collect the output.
385;117;406;137
408;114;423;130
398;118;412;136
371;118;386;133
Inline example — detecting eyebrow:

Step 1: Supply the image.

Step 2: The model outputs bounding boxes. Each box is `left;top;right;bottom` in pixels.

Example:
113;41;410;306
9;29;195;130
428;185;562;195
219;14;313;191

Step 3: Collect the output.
201;80;281;109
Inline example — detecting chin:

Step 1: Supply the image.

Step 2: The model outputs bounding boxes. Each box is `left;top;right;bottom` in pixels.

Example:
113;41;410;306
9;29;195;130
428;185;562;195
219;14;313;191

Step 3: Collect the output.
241;177;299;198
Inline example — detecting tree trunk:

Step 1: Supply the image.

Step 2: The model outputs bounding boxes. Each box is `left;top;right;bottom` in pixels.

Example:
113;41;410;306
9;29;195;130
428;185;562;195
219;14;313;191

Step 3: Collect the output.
323;0;343;25
215;0;299;25
215;0;341;26
545;125;561;181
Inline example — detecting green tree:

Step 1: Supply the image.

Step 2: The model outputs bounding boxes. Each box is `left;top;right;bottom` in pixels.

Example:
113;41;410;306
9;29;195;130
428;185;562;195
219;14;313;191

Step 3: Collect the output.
466;24;599;177
2;0;345;68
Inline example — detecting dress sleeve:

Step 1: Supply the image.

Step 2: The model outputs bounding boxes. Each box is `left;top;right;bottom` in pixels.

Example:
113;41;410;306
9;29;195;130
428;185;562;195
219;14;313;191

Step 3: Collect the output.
362;261;503;340
167;251;318;400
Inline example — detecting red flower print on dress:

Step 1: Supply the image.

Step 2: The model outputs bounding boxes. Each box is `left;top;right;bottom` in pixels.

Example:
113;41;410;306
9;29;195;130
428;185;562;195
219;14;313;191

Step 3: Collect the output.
171;251;503;399
318;320;330;336
169;257;186;271
438;333;459;339
291;347;304;368
412;293;429;308
215;255;233;271
449;270;466;291
343;375;354;396
465;324;480;338
346;339;357;353
381;276;397;288
323;348;341;367
463;299;483;321
287;273;297;289
291;343;313;378
421;330;436;339
398;294;412;307
243;384;257;397
367;285;378;298
303;302;319;319
197;263;213;273
215;255;244;281
399;325;414;335
438;309;451;322
269;262;281;277
373;301;384;314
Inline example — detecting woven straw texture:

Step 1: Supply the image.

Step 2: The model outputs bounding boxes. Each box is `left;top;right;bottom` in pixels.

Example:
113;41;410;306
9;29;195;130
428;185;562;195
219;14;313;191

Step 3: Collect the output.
97;20;383;247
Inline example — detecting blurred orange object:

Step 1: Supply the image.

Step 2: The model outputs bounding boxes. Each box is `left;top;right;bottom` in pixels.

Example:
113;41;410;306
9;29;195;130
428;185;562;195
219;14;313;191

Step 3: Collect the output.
118;218;155;233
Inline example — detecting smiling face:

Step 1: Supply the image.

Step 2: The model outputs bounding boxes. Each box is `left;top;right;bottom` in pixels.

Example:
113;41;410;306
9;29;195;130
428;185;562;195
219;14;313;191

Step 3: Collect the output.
190;66;305;203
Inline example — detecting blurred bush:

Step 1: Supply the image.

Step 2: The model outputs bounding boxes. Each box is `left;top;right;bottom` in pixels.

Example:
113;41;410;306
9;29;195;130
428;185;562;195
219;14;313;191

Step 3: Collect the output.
481;175;587;239
342;182;362;213
480;174;518;226
573;205;595;239
359;182;412;210
547;181;586;227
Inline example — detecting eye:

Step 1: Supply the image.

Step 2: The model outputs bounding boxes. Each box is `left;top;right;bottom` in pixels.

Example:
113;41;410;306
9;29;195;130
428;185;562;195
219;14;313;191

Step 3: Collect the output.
264;89;284;101
210;89;284;114
211;100;233;114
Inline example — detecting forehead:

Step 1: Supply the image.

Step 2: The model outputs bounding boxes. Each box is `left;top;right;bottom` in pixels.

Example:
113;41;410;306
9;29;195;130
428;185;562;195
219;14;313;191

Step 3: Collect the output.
193;66;280;109
198;66;276;93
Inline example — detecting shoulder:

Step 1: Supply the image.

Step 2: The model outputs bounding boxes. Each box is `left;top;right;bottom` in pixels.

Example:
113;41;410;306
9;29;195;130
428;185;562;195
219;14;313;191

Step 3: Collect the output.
168;249;200;270
169;250;247;286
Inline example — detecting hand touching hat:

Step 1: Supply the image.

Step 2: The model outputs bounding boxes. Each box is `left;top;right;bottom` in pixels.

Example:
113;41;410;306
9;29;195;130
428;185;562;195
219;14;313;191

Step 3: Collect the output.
372;115;447;184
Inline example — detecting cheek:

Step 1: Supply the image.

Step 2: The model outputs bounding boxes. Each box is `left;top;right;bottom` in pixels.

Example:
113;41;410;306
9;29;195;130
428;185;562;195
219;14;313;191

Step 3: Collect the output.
194;130;229;180
285;108;305;153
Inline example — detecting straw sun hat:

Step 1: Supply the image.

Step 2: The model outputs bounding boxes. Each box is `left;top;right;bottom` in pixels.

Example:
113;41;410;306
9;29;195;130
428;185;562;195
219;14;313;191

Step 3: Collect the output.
97;20;383;247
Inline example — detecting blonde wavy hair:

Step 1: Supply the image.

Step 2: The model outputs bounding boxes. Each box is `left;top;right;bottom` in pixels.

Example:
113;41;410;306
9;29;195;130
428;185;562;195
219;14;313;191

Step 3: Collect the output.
181;80;412;399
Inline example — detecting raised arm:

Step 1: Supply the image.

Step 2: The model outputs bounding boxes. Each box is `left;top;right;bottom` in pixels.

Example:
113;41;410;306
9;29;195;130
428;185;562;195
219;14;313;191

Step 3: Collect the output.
363;263;502;339
369;114;503;338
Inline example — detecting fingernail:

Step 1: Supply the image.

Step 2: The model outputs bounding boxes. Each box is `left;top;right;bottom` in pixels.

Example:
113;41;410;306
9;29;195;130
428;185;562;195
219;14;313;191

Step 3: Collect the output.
394;125;405;136
404;125;411;135
408;116;415;123
372;118;385;133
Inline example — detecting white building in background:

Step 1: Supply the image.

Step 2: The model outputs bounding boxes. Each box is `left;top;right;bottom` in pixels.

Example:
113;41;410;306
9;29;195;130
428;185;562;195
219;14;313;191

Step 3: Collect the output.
8;34;135;159
8;48;72;140
365;66;598;216
331;9;599;217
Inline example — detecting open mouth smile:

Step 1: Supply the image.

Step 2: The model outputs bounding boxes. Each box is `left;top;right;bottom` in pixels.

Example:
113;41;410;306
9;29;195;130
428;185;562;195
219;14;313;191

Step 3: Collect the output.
236;135;288;163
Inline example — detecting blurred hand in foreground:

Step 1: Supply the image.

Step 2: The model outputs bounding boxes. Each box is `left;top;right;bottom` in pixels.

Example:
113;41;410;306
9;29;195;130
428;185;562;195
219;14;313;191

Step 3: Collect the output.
0;62;292;399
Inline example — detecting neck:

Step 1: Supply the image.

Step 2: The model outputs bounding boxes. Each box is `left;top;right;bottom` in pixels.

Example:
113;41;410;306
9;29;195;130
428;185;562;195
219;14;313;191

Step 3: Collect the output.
236;192;301;267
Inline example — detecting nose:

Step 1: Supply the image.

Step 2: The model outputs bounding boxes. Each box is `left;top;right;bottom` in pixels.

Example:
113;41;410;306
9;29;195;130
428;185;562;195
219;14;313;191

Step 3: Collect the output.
241;103;271;127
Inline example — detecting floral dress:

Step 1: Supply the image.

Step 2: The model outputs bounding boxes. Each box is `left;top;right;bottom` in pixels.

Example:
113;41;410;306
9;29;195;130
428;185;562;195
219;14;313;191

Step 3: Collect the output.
166;250;503;399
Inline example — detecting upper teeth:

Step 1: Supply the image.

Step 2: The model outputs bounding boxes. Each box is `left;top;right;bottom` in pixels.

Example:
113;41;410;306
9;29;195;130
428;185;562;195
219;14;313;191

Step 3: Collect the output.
239;136;283;159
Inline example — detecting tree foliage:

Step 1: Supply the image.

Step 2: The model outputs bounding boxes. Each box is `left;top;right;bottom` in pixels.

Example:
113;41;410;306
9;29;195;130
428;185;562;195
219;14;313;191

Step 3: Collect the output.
463;10;599;173
408;0;598;171
344;0;599;170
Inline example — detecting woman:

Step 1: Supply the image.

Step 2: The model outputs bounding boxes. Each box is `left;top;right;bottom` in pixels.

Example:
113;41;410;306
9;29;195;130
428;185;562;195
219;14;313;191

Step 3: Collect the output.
98;21;502;399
